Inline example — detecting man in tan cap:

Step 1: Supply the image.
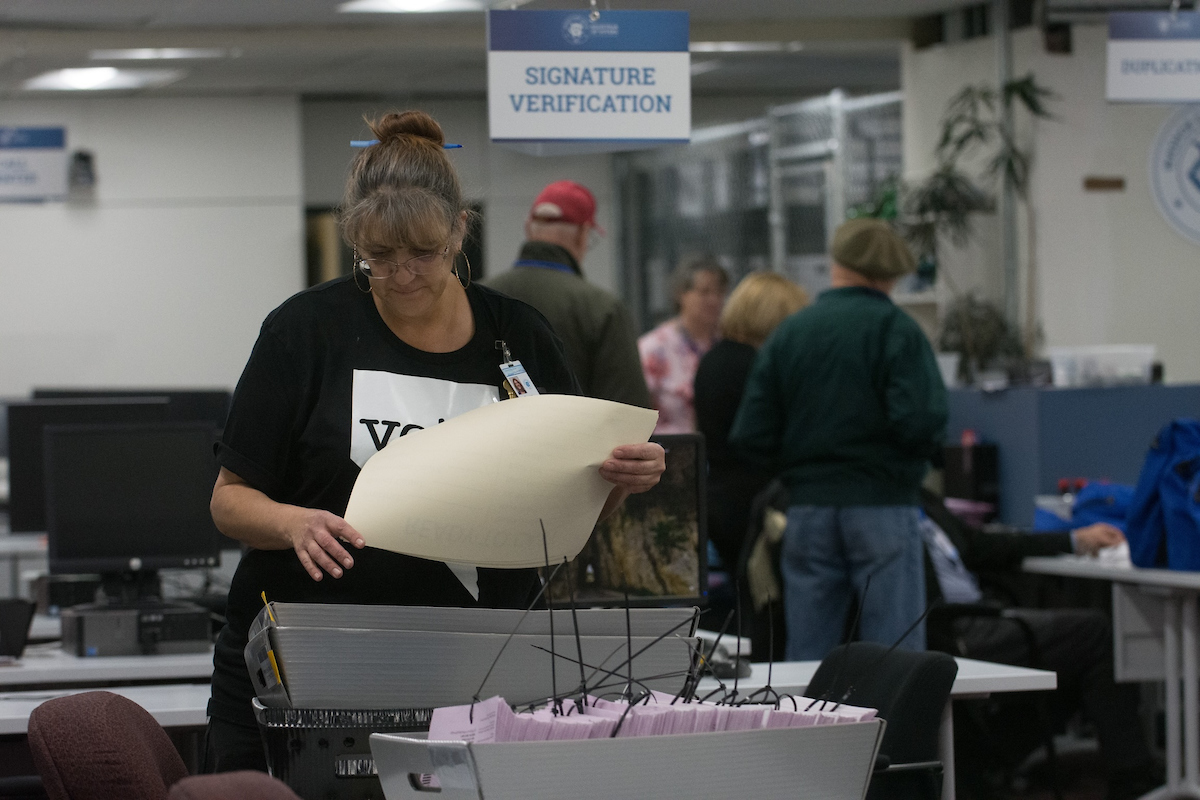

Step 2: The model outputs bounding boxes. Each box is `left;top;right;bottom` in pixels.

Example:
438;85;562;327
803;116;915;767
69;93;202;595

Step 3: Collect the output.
729;218;947;661
487;180;649;407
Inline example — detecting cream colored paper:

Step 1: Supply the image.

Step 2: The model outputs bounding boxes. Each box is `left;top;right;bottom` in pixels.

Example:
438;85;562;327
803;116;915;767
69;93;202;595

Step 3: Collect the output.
343;394;658;568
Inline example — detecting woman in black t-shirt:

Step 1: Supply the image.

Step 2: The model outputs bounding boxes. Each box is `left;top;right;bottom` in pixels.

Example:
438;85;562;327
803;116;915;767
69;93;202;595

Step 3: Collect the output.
204;110;665;772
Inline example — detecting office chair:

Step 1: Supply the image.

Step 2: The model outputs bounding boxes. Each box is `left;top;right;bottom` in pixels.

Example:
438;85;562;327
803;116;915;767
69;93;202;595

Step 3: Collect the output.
806;641;958;800
27;692;302;800
28;691;189;800
167;772;301;800
927;604;1063;800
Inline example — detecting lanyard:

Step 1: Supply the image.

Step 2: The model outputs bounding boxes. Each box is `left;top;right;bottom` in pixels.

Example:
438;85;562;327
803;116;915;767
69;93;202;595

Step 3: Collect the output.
496;340;539;398
513;259;576;275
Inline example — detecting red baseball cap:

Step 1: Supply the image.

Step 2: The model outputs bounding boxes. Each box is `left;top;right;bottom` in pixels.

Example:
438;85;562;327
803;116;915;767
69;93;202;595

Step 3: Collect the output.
529;180;604;234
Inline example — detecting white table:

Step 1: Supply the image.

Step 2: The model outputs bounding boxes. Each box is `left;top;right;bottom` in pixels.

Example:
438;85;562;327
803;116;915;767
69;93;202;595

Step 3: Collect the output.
1024;556;1200;799
0;643;213;689
0;683;211;735
697;657;1056;800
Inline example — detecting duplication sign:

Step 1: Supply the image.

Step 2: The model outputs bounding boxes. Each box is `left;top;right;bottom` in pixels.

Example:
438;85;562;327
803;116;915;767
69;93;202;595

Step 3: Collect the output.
487;10;690;146
1108;11;1200;102
0;127;67;201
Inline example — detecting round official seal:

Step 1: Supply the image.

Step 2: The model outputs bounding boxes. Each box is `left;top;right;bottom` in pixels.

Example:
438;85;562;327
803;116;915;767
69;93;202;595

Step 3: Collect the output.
1150;106;1200;246
562;14;591;46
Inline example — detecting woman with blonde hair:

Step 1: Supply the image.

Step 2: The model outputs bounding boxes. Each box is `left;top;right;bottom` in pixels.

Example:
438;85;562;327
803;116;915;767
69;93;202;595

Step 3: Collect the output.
204;110;665;771
694;271;809;569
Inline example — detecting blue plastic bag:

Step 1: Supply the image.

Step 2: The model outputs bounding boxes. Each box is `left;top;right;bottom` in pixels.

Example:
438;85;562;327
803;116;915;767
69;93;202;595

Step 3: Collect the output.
1033;507;1072;532
1071;482;1134;532
1126;419;1200;569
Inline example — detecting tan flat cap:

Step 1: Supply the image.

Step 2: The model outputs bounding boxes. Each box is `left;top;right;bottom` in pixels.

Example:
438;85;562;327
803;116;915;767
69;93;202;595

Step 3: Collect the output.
830;218;916;280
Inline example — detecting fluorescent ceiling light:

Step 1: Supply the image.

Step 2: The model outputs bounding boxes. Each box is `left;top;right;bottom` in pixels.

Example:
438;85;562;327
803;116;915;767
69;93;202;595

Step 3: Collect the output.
89;48;231;60
690;41;804;53
24;68;185;91
339;0;484;12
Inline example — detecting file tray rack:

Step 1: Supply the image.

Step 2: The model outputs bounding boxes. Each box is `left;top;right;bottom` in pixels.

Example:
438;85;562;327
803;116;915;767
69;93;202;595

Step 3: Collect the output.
245;603;700;799
245;603;700;710
254;701;431;800
370;720;887;800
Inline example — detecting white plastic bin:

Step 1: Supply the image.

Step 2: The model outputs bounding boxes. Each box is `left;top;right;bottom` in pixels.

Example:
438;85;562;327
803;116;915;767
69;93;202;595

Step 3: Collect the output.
1046;345;1156;388
935;352;962;388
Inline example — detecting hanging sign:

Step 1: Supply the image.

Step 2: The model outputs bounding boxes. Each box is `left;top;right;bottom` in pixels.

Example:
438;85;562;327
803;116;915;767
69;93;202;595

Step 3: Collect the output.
1108;11;1200;102
1149;106;1200;246
487;10;690;150
0;127;67;201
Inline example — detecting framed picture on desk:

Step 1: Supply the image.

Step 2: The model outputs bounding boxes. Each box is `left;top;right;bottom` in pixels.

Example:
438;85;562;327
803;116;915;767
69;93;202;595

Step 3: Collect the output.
547;434;707;607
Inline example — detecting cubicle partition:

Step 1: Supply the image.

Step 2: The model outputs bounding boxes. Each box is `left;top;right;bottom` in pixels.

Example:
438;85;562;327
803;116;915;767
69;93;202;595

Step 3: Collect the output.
946;384;1200;525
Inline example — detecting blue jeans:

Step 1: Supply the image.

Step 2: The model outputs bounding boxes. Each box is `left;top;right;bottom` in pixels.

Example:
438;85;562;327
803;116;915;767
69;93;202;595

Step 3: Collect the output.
780;505;926;661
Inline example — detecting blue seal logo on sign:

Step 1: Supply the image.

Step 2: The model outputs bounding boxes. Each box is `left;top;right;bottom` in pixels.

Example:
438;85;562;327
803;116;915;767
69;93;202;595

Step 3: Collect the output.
1150;106;1200;246
562;14;591;46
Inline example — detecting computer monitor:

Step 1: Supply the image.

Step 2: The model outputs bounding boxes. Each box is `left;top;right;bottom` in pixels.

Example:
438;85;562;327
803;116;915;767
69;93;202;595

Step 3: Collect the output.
6;398;171;533
32;389;236;549
551;434;708;607
43;422;221;602
32;388;231;431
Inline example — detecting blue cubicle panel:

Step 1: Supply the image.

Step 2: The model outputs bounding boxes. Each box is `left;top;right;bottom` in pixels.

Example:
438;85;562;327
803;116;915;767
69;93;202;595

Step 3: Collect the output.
946;385;1200;526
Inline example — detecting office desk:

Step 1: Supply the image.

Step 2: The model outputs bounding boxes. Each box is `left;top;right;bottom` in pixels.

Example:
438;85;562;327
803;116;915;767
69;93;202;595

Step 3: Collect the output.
1024;556;1200;799
0;654;1048;799
697;657;1056;800
0;683;211;735
0;643;213;690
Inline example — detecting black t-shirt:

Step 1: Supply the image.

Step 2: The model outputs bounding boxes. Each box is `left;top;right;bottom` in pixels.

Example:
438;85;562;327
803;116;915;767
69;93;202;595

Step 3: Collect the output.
210;277;579;727
694;339;758;471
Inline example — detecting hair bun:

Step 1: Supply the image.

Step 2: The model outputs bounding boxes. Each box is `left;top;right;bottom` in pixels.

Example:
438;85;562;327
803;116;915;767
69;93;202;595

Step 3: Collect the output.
369;110;445;147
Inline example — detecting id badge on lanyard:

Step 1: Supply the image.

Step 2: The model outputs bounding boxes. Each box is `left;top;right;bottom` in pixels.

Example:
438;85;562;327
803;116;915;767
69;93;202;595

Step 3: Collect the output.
497;340;539;399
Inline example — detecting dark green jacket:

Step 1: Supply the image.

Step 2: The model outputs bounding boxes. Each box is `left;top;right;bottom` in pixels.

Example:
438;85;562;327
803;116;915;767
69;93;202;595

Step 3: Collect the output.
486;242;650;407
729;286;947;507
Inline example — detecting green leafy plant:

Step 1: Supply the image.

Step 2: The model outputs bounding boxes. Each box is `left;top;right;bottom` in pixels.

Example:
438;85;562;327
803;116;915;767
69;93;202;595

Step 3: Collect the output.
909;74;1056;374
937;293;1026;382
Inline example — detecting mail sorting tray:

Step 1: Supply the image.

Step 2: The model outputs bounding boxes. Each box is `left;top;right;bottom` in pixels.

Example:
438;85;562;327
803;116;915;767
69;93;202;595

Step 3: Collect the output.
254;700;432;800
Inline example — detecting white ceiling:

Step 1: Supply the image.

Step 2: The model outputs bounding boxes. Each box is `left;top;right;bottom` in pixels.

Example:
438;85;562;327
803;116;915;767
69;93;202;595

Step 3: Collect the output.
0;0;978;98
0;1;969;28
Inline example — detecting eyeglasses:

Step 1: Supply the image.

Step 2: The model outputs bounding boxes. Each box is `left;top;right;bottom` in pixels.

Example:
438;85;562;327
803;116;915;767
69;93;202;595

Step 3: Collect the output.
355;244;450;279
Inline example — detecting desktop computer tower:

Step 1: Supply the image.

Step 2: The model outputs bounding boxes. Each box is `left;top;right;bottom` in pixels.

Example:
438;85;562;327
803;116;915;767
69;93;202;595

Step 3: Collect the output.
61;602;211;657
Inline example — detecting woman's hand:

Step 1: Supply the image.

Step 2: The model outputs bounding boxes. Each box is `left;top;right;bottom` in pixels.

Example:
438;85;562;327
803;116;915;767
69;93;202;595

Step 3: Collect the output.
290;509;366;582
599;442;666;494
211;467;365;582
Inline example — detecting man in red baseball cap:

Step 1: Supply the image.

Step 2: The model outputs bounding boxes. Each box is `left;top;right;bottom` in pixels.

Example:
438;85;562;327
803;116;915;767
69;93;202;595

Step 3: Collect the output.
486;180;649;407
528;180;606;235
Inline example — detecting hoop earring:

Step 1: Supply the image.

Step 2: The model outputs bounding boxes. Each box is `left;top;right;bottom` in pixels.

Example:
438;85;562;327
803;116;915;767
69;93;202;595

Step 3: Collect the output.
454;251;473;289
351;248;371;294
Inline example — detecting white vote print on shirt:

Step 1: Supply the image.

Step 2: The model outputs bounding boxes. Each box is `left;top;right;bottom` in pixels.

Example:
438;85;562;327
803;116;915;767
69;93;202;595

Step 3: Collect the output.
349;369;498;469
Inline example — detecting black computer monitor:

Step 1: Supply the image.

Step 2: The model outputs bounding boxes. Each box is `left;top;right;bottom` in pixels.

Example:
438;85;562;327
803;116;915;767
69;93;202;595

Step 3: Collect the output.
43;422;221;602
32;388;231;431
32;389;236;549
6;398;171;533
551;434;708;607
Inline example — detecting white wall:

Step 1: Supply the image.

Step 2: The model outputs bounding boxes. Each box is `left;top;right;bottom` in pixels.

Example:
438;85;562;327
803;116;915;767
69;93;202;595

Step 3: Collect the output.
0;96;304;397
302;99;619;294
903;26;1200;382
902;36;1005;310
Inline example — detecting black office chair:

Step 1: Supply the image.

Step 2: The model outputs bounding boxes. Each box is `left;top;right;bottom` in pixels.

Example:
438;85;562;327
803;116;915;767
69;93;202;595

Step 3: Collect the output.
806;641;958;800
